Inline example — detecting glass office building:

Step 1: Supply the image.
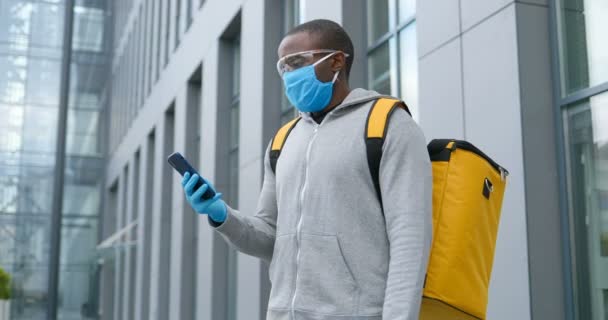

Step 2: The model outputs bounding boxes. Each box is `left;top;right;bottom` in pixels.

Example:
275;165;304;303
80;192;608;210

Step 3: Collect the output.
0;0;109;319
0;0;606;319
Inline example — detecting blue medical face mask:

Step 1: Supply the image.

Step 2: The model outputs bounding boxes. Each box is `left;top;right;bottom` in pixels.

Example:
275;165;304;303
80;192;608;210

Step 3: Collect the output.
282;52;341;113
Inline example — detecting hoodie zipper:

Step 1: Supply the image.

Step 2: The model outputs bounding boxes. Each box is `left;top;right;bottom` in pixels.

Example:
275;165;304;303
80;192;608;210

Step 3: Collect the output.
287;96;376;318
290;113;328;319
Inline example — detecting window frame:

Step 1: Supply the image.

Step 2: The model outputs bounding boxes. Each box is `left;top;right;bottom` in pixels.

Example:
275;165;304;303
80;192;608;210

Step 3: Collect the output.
365;0;417;116
548;1;608;319
279;0;301;125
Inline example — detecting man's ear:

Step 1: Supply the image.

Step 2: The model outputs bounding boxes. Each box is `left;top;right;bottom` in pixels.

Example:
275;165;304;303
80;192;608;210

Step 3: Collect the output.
331;52;346;72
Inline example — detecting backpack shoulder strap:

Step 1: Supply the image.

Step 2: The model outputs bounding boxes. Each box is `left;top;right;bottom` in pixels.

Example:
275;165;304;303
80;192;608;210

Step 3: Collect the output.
269;116;302;174
366;98;411;209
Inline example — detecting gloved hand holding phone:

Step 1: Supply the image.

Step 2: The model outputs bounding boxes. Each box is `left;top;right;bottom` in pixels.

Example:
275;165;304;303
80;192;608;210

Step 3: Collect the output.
181;172;227;223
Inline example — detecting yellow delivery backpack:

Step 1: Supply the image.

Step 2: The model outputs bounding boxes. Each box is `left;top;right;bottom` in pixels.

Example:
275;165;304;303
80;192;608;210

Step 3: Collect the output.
421;139;508;320
269;98;509;320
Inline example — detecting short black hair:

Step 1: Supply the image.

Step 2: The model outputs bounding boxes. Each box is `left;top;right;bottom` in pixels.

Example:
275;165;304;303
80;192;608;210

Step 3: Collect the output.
286;19;354;78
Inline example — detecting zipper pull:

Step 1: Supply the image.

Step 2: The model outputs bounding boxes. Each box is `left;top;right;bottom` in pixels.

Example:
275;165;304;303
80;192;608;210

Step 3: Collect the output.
499;167;508;181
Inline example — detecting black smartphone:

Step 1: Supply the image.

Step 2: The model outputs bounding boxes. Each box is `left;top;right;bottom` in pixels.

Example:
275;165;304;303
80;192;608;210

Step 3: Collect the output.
167;152;216;200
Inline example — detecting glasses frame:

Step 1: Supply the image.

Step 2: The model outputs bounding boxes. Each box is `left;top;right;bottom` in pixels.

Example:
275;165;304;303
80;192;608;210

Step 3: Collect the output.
276;49;350;76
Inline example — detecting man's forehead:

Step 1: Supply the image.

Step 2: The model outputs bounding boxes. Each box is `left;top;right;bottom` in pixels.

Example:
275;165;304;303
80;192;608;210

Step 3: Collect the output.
277;32;322;58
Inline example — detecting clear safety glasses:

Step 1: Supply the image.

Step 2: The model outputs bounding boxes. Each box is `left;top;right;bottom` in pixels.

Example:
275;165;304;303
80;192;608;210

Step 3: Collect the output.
276;49;349;76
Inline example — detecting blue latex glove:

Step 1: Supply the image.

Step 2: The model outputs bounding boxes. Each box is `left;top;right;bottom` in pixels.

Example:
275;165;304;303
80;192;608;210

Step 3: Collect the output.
181;172;227;223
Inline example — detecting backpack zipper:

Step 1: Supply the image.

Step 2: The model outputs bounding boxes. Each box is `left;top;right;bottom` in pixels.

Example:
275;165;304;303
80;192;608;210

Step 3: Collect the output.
450;140;509;179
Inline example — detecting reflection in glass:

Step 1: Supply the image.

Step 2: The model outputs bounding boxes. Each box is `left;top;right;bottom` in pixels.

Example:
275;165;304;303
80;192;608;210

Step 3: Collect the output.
398;0;415;23
73;6;104;52
232;37;240;98
0;1;34;52
604;290;608;320
58;0;108;317
30;2;64;50
368;42;391;95
0;105;24;152
66;109;100;156
557;0;608;95
22;106;58;153
366;0;417;107
565;91;608;320
0;55;27;105
26;58;61;106
367;0;389;45
284;0;300;32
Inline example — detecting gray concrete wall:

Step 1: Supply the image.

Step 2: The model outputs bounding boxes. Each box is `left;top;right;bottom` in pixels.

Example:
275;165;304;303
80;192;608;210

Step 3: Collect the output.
418;0;565;319
418;2;533;318
515;2;567;320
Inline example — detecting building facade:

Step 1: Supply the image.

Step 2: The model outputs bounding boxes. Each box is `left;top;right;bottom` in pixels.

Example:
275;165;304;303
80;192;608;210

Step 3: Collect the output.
99;1;607;320
0;0;109;319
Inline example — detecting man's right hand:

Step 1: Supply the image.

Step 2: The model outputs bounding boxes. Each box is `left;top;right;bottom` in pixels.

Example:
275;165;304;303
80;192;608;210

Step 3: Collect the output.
182;172;227;223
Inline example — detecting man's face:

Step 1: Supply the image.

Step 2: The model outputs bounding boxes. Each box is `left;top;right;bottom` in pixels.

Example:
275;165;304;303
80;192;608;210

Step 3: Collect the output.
277;32;345;83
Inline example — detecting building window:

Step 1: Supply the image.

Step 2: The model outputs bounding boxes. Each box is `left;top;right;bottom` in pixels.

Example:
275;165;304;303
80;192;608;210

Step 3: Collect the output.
164;0;171;67
366;0;417;119
557;0;608;96
155;0;162;81
175;0;182;50
228;38;240;207
280;0;300;125
147;0;155;95
73;6;105;52
135;7;143;110
555;0;608;319
563;92;608;320
187;0;193;29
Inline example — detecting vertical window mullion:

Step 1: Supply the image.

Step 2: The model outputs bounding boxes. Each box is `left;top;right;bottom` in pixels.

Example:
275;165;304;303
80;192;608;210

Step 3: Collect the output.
366;0;417;99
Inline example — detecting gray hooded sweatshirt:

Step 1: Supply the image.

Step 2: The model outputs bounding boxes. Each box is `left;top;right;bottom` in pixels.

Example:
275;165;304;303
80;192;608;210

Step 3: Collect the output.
210;88;432;320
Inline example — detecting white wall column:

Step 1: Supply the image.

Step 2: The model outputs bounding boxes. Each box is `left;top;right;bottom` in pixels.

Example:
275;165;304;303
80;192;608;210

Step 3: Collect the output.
237;1;269;319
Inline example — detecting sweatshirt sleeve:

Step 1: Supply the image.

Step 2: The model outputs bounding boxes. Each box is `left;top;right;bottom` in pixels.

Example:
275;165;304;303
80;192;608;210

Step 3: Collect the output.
208;142;278;264
379;109;433;320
